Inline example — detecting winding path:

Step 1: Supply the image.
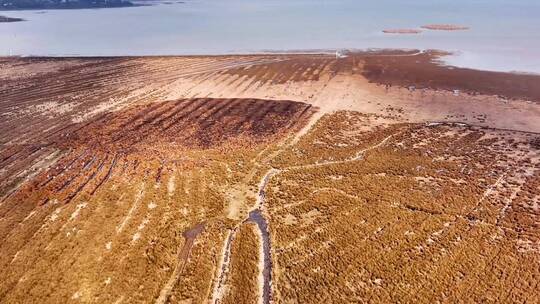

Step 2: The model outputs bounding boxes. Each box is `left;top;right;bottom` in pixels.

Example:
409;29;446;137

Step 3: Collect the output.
211;121;401;304
246;131;399;304
155;223;205;304
210;229;236;304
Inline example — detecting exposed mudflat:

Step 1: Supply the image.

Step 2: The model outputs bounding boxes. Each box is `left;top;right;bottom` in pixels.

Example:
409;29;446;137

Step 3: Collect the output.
0;52;539;303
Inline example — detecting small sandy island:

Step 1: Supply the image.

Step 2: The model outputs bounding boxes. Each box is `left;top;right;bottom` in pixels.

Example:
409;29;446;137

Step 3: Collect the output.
421;24;469;31
383;29;422;34
0;16;24;23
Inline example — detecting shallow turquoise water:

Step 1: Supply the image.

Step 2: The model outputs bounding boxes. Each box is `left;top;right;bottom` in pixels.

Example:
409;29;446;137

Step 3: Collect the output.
1;0;539;72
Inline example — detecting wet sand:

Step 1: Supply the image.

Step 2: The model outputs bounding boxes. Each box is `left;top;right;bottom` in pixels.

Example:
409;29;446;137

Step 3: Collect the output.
247;210;272;304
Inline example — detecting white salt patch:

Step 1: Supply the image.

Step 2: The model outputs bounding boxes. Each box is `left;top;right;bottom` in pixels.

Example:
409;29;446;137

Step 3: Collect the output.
69;202;87;221
71;291;81;300
50;207;62;222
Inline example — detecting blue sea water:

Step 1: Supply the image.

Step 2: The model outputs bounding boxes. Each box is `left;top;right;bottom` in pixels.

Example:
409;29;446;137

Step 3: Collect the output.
1;0;539;72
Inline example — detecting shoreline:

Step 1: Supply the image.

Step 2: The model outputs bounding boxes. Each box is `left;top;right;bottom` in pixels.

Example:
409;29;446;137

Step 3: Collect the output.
2;47;539;75
0;47;419;57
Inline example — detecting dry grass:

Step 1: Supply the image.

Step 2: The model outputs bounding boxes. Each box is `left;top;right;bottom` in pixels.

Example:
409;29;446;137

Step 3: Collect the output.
0;98;313;303
222;223;260;304
266;112;540;303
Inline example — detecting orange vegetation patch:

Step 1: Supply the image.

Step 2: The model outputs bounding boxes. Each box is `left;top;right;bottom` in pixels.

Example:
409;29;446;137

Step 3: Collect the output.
0;98;316;199
267;111;540;303
0;97;315;303
1;54;539;303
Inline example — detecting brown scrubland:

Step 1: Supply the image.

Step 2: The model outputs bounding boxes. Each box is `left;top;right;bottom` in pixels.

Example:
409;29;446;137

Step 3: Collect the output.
267;111;539;303
0;51;539;303
421;24;470;31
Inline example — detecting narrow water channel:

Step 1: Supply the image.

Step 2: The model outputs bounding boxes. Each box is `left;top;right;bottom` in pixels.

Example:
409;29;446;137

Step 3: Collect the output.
248;209;273;304
212;168;278;304
248;168;279;304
